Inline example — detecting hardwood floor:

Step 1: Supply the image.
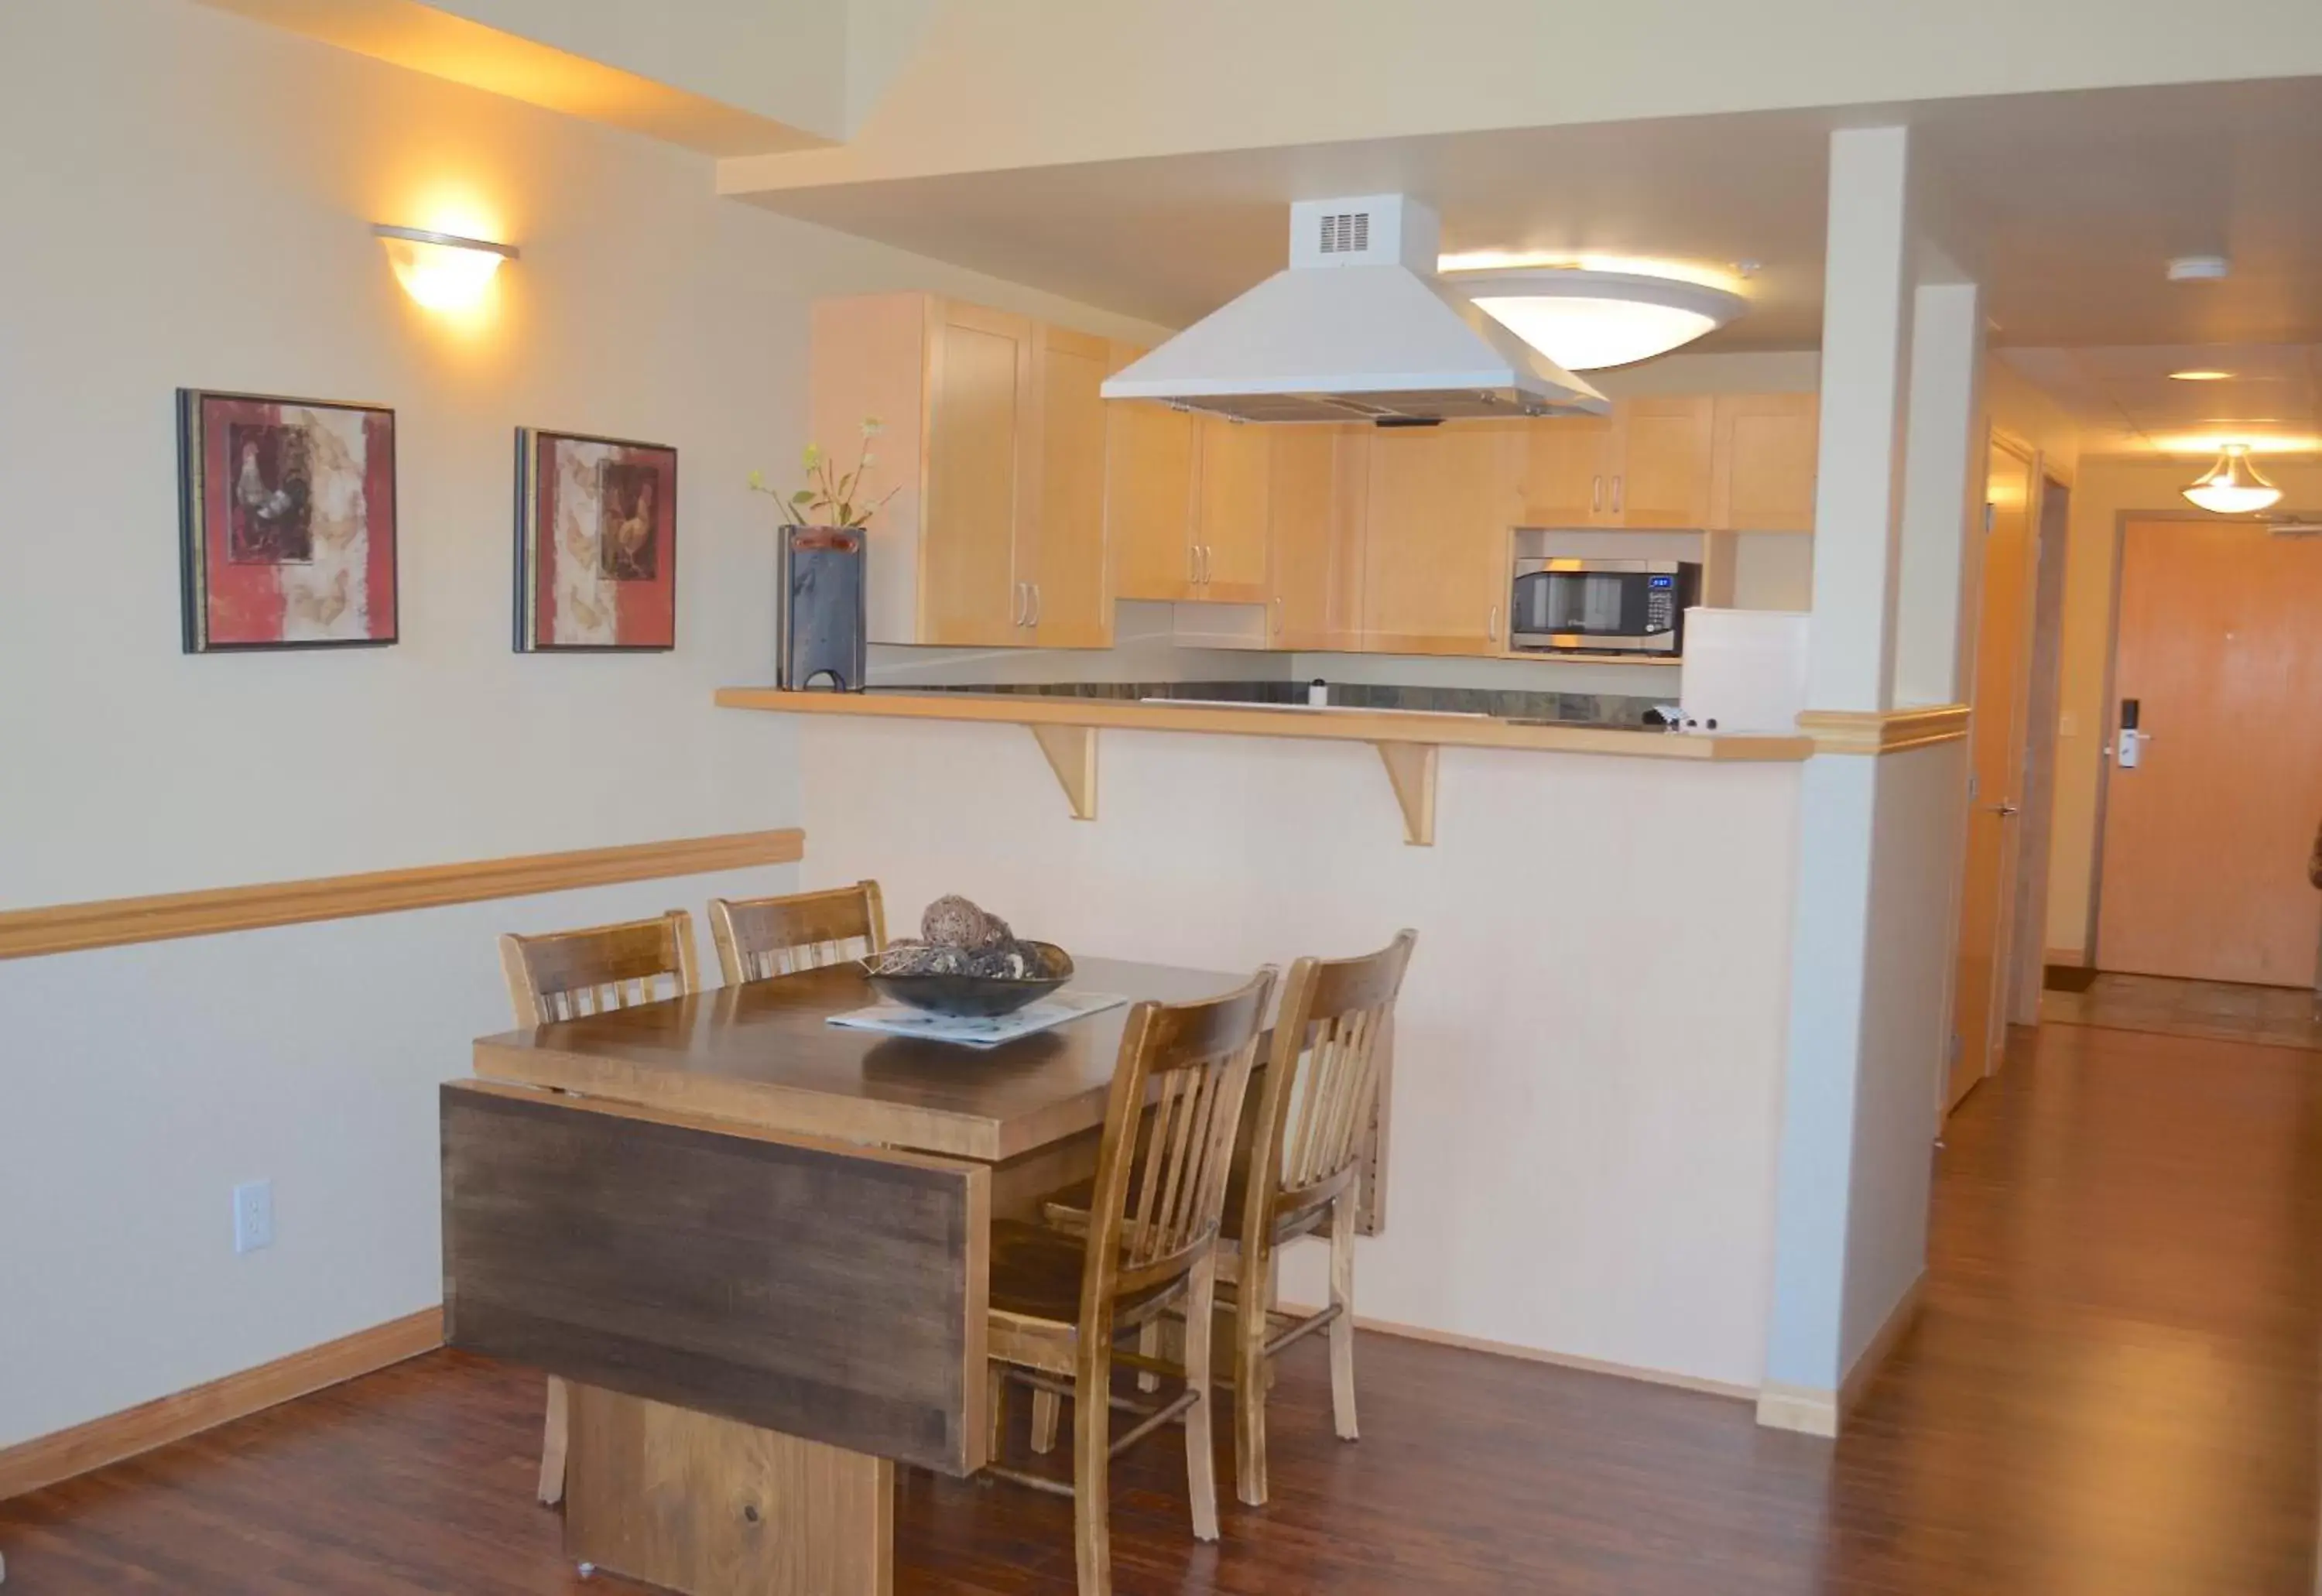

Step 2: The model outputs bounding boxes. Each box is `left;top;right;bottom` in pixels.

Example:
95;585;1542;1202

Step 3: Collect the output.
5;1019;2317;1593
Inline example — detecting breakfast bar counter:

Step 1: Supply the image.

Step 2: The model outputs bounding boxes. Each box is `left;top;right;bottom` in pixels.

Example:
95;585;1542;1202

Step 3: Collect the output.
716;686;1811;846
714;687;1813;761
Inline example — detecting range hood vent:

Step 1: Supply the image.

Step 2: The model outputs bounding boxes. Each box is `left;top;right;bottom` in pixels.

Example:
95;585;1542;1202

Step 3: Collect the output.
1101;194;1607;424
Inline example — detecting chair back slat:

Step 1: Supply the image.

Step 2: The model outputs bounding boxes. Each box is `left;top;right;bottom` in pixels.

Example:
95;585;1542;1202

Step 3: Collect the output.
709;882;887;985
1081;968;1275;1310
1253;931;1416;1223
499;910;700;1028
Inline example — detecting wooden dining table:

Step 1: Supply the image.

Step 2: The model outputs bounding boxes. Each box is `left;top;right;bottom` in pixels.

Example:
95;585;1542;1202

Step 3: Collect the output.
441;955;1270;1596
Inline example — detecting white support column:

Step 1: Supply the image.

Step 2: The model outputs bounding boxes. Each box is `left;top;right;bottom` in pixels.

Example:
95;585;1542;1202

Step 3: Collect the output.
1805;125;1916;713
1891;282;1985;707
1761;126;1981;1437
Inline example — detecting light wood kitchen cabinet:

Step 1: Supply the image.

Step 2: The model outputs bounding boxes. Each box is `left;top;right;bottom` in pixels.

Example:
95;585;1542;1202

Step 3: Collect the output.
1192;416;1271;601
1267;425;1369;649
1102;342;1199;603
1027;324;1113;646
1102;351;1271;605
1518;397;1714;529
919;299;1033;646
1710;392;1819;532
810;293;1113;647
1518;414;1615;526
1361;423;1523;655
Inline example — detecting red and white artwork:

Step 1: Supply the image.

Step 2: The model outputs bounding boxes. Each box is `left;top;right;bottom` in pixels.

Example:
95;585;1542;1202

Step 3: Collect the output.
515;430;678;651
179;390;397;651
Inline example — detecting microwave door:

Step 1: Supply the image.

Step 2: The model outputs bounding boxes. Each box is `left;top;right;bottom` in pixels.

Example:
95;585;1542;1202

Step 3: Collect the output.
1515;570;1640;641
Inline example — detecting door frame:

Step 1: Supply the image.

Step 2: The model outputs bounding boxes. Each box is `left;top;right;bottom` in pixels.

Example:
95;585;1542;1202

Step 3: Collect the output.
2005;474;2072;1026
1945;429;2063;1114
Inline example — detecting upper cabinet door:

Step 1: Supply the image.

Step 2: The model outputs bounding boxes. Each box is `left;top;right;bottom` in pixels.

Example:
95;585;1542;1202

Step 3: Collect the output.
1029;325;1113;648
1193;416;1272;601
1710;393;1820;533
810;293;931;645
1269;426;1368;649
1608;396;1716;529
1102;343;1200;602
1519;416;1615;527
921;301;1035;646
1361;423;1522;656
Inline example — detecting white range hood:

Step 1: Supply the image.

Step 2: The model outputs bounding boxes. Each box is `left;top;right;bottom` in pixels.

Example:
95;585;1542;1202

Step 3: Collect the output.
1101;194;1608;423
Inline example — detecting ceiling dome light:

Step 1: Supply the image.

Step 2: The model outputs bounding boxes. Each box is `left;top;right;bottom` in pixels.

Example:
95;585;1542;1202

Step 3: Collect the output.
1445;268;1748;371
2181;444;2283;514
2166;255;2231;282
2168;369;2233;382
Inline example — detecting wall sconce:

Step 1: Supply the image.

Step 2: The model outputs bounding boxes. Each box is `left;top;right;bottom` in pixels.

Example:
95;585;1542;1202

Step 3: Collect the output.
372;224;518;313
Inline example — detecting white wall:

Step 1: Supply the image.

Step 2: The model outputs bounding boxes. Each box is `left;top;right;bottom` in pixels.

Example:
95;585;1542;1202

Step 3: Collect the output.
794;717;1801;1389
0;0;1158;1450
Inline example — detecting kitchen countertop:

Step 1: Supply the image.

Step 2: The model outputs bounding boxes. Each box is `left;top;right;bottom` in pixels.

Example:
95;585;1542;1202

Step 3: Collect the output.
714;686;1812;762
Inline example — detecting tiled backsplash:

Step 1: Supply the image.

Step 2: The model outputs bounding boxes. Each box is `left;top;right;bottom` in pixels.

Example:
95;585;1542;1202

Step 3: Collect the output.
877;679;1670;727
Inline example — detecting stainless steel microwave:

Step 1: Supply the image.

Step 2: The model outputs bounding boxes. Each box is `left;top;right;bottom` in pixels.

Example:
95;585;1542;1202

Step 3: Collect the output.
1509;557;1700;655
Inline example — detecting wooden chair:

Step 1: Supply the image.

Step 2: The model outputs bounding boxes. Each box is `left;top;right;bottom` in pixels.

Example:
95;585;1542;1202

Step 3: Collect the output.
1039;930;1415;1507
707;879;886;985
496;908;700;1507
983;967;1277;1596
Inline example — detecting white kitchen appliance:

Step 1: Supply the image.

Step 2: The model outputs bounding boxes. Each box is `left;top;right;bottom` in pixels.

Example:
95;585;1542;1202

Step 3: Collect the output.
1676;609;1810;734
1100;194;1607;423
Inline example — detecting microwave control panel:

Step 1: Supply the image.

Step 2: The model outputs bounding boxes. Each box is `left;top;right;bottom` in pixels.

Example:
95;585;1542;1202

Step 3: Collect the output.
1645;574;1677;634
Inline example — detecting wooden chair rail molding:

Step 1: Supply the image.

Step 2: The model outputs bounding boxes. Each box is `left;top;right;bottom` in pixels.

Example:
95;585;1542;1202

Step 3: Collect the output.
0;828;806;961
717;690;1811;848
1796;704;1971;756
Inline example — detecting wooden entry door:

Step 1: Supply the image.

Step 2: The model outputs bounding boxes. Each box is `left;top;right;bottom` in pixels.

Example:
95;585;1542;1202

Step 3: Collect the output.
2094;519;2322;986
1949;441;2040;1109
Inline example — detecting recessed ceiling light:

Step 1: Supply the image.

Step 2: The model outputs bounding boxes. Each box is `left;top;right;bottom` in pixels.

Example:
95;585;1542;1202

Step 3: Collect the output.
2168;369;2233;381
2166;255;2231;283
1442;267;1748;370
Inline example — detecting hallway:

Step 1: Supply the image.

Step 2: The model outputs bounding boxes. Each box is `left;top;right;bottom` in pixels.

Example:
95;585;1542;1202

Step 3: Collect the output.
5;1018;2317;1593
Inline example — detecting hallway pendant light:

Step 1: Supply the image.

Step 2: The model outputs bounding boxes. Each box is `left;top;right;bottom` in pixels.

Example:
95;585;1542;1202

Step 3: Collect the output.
2180;444;2283;515
1444;267;1748;371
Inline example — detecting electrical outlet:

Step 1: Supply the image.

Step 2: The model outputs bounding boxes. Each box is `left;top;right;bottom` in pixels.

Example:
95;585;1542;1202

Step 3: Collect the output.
233;1179;274;1255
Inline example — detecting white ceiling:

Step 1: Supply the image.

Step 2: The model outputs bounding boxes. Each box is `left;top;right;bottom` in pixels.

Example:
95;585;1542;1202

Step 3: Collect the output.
1998;344;2322;457
735;75;2322;455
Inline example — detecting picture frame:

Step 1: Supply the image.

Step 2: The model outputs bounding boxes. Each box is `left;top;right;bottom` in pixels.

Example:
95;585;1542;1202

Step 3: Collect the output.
514;429;679;652
178;389;399;652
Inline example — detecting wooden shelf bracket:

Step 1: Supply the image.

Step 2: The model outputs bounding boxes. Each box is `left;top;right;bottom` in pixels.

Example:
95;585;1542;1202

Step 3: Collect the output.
1028;724;1098;820
1373;742;1438;847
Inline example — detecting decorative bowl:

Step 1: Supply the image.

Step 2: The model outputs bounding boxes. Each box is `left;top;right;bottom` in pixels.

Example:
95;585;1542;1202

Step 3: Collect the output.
866;941;1075;1018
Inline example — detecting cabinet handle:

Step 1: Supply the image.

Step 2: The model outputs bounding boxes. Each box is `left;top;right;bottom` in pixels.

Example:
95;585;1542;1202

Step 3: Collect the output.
1189;543;1200;584
1028;583;1041;628
1488;604;1502;644
1272;594;1283;639
1011;582;1025;626
1611;475;1625;515
1591;475;1603;513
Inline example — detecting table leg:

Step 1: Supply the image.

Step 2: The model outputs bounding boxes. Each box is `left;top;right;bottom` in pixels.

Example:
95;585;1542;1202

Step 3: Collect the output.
565;1383;893;1596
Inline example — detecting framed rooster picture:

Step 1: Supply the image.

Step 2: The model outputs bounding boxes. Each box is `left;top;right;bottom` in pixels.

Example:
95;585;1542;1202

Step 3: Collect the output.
514;429;678;652
177;389;399;651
